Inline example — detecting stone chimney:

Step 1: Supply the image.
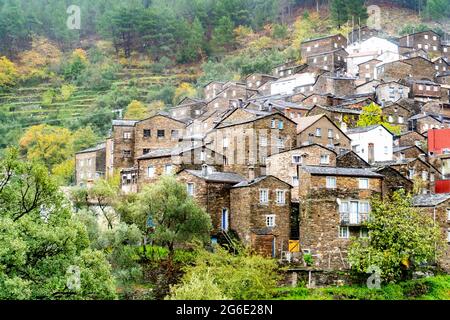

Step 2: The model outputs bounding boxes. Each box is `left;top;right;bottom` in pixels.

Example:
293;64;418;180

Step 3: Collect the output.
202;164;208;177
248;166;255;181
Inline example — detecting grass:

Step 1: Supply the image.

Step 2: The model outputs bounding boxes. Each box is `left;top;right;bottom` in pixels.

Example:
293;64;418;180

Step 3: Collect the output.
275;275;450;300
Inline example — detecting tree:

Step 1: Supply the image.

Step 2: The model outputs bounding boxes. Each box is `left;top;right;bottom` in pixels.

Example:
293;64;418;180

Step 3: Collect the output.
330;0;349;29
346;0;368;26
72;126;100;153
168;246;280;300
0;56;18;88
211;16;235;53
178;18;206;63
356;103;401;135
19;124;74;170
173;83;197;105
348;190;444;283
85;178;120;230
63;49;89;82
136;176;212;258
124;100;148;120
0;149;117;299
425;0;450;21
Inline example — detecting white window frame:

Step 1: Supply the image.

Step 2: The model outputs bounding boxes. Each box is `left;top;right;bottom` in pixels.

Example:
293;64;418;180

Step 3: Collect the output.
164;164;173;175
187;183;195;196
326;176;337;189
292;176;299;187
339;226;349;239
266;215;276;227
320;154;330;165
147;166;155;178
292;155;302;164
276;190;286;205
359;178;369;189
259;189;269;204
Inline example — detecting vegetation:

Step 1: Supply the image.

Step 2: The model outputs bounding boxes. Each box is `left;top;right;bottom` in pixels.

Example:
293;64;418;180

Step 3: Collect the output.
356;103;402;135
348;190;444;283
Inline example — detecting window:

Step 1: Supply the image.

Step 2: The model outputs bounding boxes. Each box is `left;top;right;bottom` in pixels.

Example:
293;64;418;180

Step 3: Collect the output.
221;209;229;231
339;201;349;213
398;116;404;124
384;146;389;155
292;176;299;187
446;208;450;221
388;115;394;123
143;129;151;138
143;148;150;155
360;202;370;213
187;183;195;196
339;226;349;239
448;229;450;243
223;137;229;148
266;215;276;227
320;154;330;164
360;228;369;238
276;190;286;204
328;129;333;139
147;166;155;177
278;120;284;130
123;132;132;139
259;136;267;147
315;128;322;137
277;138;285;148
292;155;302;164
157;130;165;139
259;189;269;204
307;46;311;52
326;176;336;189
164;164;173;175
422;171;428;181
271;119;277;128
424;34;429;40
359;178;369;189
87;159;92;166
409;169;415;179
171;130;179;139
122;150;131;158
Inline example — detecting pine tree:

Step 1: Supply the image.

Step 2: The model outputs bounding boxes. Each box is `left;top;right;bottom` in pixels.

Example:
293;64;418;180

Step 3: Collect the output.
330;0;349;29
346;0;369;26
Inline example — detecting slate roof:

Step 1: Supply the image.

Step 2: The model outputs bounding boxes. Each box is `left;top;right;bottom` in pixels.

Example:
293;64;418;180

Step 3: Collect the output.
76;143;106;154
185;170;245;184
232;175;292;188
300;166;383;178
293;114;324;133
112;119;138;126
393;145;425;153
346;124;384;134
412;193;450;207
136;148;174;160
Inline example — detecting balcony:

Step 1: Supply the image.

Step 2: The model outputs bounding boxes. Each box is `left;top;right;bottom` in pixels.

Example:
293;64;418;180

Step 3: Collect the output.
340;212;369;226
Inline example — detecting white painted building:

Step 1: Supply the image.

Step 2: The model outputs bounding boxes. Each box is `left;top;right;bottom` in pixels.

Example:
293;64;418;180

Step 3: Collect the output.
346;125;393;163
346;37;400;77
270;72;317;95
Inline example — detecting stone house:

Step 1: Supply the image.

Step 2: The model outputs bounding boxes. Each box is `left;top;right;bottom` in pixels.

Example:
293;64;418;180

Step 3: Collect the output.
133;113;187;160
398;30;442;57
394;131;426;148
301;93;334;107
413;194;450;272
313;75;356;97
375;60;412;81
443;43;450;62
301;34;347;59
177;168;245;235
381;102;411;132
346;125;394;164
372;165;414;195
271;60;300;77
356;79;382;95
298;166;384;270
112;119;138;171
306;48;348;73
336;150;370;169
231;176;292;257
75;143;106;186
393;145;427;161
434;57;450;75
169;97;206;122
347;26;379;44
105;137;114;178
376;157;440;194
245;73;278;89
406;79;443;102
358;59;381;82
402;56;437;80
375;81;410;105
400;48;429;59
204;81;225;100
294;114;351;152
436;72;450;85
408;113;446;134
266;144;337;202
306;105;361;129
206;111;298;179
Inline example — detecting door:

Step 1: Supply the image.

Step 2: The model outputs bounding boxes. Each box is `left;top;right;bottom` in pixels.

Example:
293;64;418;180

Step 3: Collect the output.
350;201;359;224
221;208;229;231
368;143;374;163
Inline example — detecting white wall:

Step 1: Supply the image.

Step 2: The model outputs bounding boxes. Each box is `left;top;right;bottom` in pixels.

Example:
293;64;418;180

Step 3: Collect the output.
348;126;393;163
270;73;316;95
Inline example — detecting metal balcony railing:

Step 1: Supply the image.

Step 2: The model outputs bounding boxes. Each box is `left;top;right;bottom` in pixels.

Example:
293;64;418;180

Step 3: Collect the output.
340;213;369;226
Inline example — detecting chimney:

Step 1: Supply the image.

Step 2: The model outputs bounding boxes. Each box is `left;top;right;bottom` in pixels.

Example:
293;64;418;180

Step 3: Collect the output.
202;164;208;177
248;166;255;181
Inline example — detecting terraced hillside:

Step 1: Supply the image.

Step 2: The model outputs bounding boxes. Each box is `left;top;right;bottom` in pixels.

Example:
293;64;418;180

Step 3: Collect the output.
0;66;199;146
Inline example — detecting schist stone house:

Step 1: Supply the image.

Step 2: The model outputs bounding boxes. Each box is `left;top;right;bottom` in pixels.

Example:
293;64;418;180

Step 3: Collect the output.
75;29;450;271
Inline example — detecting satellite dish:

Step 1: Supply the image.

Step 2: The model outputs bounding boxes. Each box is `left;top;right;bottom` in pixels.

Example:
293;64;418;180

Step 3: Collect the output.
336;198;342;206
